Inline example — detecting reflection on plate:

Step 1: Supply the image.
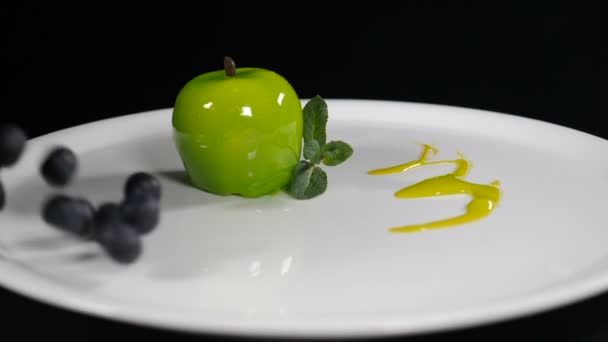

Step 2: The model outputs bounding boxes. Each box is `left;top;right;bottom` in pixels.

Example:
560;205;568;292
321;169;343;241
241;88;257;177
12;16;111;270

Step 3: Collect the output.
2;100;608;338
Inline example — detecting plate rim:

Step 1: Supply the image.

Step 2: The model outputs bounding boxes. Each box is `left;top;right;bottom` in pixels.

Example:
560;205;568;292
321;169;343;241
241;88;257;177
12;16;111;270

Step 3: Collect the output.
1;99;608;339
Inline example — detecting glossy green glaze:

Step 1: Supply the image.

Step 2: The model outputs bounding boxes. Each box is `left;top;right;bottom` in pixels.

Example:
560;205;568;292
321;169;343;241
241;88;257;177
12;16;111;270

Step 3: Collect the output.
172;67;303;198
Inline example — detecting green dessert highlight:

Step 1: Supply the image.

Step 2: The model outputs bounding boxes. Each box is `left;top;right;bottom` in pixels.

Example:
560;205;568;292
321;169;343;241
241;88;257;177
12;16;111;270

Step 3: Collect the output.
172;56;303;198
172;57;353;199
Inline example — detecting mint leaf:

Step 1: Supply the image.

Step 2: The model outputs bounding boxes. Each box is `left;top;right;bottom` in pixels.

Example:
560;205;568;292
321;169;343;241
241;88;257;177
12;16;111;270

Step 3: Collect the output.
303;95;328;148
303;139;321;164
322;140;353;166
288;160;328;199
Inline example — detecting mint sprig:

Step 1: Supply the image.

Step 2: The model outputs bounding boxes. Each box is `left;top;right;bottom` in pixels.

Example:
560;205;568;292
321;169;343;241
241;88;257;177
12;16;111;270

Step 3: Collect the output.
287;95;354;200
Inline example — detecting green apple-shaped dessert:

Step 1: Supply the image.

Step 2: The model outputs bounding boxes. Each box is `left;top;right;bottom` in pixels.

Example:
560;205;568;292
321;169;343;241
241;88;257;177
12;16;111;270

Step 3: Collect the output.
172;57;303;198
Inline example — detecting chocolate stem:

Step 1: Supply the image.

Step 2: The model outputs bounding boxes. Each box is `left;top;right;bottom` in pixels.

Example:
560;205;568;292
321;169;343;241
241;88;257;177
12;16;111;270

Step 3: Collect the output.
224;56;236;77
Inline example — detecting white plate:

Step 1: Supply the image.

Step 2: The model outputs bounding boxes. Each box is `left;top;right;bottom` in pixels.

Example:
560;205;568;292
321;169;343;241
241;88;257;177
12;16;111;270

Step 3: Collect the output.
2;100;608;339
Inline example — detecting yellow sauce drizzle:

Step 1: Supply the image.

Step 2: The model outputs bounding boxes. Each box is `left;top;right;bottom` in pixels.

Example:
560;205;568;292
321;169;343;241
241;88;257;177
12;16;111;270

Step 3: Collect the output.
368;144;501;233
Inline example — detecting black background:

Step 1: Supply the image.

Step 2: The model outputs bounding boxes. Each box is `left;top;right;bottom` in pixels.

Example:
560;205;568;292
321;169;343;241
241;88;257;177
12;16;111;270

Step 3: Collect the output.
2;2;608;341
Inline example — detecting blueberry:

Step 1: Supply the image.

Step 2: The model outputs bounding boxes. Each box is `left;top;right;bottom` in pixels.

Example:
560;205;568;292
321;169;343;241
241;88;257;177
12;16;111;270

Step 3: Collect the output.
94;203;142;264
0;180;5;211
93;203;123;235
42;195;95;238
120;193;160;235
124;172;161;201
40;146;78;187
0;124;27;167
